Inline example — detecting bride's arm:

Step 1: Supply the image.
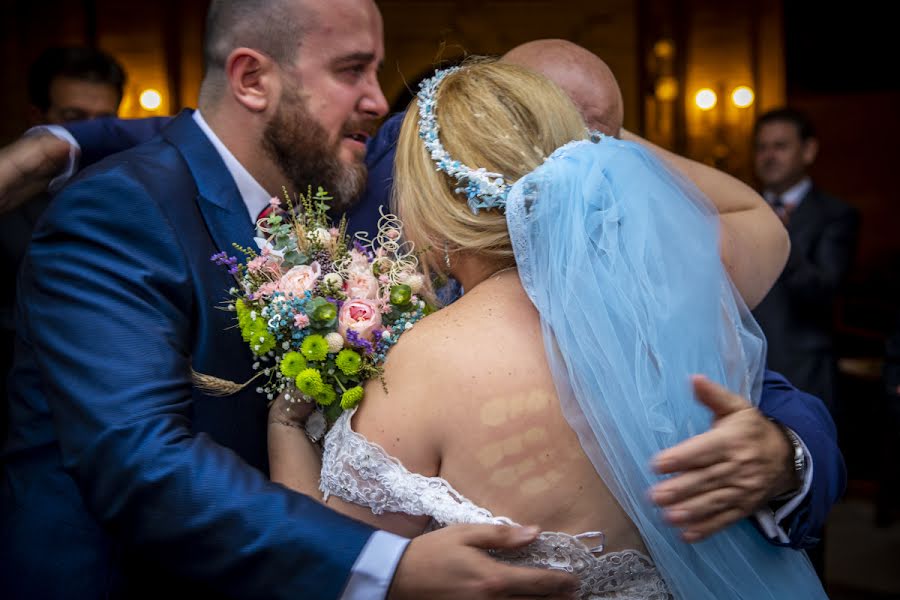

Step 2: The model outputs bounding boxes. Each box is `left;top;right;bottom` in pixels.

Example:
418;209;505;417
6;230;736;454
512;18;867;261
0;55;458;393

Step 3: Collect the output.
267;400;323;498
619;128;788;309
268;399;431;537
267;329;443;538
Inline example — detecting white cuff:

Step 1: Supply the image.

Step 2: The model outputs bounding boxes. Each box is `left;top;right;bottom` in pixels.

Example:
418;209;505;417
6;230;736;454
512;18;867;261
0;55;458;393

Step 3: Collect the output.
25;124;80;193
340;530;410;600
753;429;814;543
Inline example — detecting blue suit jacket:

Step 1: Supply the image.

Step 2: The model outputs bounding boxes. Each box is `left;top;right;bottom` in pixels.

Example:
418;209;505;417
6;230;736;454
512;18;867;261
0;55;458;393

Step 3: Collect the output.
1;111;374;599
55;112;846;550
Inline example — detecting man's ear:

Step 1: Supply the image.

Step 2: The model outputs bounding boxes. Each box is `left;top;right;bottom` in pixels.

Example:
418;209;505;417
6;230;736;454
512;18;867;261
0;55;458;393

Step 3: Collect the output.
225;48;278;113
801;137;819;166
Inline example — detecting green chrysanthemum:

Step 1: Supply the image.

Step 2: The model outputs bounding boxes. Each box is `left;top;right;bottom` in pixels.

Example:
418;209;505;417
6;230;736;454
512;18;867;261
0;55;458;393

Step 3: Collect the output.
301;334;329;362
295;368;324;397
335;349;362;376
250;319;275;355
316;386;337;407
236;299;253;342
279;351;307;378
340;386;364;410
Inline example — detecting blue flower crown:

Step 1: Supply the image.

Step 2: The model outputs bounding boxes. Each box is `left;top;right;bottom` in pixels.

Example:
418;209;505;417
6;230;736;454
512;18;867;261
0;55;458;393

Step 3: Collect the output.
416;66;511;214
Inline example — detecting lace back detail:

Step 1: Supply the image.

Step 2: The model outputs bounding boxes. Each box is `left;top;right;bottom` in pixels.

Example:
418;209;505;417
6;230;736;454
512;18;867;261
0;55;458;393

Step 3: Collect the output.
320;409;512;526
320;410;672;599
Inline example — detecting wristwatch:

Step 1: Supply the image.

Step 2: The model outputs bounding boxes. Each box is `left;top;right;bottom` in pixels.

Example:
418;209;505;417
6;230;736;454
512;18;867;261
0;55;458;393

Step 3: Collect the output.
771;421;806;501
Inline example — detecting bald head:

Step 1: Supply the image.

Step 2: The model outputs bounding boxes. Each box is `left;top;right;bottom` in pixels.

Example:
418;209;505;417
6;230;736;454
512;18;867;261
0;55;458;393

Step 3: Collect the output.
503;39;623;136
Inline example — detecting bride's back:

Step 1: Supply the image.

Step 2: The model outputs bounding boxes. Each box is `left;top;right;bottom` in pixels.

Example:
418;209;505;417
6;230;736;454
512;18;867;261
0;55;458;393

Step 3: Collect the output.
351;272;649;554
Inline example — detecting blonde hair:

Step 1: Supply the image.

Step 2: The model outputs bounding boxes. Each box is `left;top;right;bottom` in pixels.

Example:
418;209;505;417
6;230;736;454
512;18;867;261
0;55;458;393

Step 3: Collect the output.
393;58;588;299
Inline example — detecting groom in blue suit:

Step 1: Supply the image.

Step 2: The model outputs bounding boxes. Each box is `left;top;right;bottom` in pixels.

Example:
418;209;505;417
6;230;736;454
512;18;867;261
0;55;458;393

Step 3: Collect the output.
30;54;844;554
0;2;580;599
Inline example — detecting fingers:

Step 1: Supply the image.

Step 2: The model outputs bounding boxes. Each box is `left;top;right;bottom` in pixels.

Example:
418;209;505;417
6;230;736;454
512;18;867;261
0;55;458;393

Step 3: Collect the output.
461;524;541;550
663;487;746;525
0;134;70;214
486;563;578;598
679;507;747;542
653;429;726;474
391;526;578;600
691;375;751;418
662;486;755;542
650;460;734;506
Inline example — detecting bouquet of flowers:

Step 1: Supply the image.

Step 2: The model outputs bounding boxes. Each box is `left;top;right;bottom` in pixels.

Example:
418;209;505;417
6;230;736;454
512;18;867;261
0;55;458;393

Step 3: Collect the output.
206;187;431;439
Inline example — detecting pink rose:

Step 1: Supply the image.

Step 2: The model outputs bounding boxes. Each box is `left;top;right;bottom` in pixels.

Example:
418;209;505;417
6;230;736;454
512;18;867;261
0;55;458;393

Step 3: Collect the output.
278;262;321;296
294;313;310;328
345;272;379;300
338;299;382;341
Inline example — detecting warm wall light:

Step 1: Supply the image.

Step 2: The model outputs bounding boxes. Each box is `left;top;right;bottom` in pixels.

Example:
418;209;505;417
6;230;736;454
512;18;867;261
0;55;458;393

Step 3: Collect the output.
139;89;163;111
654;76;679;102
694;88;717;111
653;39;675;59
730;86;755;108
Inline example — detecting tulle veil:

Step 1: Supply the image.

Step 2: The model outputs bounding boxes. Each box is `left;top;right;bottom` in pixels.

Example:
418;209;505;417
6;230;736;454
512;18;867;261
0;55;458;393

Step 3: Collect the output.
505;136;827;599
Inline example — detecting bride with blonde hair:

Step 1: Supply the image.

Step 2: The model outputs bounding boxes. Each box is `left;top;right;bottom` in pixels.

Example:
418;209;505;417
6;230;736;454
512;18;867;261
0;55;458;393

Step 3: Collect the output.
268;58;826;598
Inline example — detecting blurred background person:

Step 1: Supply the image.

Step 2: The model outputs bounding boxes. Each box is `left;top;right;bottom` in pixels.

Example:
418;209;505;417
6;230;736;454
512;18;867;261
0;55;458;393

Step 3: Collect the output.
0;46;126;448
752;107;860;414
26;46;125;125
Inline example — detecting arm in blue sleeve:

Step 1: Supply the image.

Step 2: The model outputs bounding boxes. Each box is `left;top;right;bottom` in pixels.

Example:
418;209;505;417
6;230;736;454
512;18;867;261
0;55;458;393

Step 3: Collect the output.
66;115;174;168
756;369;846;548
21;169;374;599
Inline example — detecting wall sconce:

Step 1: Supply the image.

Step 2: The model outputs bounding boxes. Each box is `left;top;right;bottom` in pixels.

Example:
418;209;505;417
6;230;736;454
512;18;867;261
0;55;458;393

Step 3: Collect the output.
694;88;717;111
691;83;756;174
654;76;679;102
139;89;163;112
730;86;754;108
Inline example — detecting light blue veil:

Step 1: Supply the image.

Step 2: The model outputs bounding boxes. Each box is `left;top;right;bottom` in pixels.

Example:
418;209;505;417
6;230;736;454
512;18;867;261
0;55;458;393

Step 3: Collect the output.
505;137;827;599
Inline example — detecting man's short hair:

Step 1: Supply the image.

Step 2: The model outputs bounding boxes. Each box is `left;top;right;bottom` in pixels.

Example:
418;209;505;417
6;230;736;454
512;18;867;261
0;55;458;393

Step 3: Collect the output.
754;108;817;141
27;47;126;111
203;0;312;75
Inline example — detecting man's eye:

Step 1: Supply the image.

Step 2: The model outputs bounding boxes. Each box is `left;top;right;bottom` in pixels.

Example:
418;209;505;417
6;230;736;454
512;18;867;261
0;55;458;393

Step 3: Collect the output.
61;109;88;122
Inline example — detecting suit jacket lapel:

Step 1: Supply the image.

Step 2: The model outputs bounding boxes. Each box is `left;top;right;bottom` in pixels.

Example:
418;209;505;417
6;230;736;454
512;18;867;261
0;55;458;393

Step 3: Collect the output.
787;186;818;235
160;111;256;257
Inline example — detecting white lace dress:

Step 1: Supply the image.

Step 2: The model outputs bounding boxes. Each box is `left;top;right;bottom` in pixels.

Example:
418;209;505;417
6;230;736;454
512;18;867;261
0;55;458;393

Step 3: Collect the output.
320;409;672;599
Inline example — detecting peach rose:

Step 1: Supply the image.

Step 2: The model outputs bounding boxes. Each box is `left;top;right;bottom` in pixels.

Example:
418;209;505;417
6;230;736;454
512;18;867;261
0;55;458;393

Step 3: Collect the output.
345;272;379;300
279;262;321;296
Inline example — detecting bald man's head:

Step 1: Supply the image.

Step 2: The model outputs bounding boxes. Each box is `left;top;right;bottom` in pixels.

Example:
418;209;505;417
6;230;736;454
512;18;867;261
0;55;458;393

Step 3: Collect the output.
503;39;623;136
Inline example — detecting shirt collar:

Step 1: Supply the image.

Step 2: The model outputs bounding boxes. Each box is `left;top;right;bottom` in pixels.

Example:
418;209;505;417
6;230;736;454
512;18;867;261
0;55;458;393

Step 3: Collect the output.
192;110;270;221
765;177;812;209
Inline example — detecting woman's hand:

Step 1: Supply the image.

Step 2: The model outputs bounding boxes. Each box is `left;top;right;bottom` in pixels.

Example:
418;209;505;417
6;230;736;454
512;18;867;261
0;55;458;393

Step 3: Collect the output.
267;386;316;429
267;388;322;497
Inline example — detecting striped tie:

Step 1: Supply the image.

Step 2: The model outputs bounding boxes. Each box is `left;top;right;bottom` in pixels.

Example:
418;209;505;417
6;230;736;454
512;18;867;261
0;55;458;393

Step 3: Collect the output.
770;195;787;220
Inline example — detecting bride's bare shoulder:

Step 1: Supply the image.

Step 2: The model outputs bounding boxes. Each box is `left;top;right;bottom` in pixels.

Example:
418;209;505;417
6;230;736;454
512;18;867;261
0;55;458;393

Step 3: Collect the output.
382;282;544;385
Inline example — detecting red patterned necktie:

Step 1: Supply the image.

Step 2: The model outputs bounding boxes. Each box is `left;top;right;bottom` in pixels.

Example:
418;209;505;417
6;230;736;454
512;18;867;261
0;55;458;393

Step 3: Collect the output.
256;204;276;224
770;195;787;220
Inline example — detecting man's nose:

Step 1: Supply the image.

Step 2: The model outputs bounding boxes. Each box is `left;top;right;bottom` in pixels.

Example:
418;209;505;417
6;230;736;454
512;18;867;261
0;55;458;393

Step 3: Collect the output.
360;76;389;119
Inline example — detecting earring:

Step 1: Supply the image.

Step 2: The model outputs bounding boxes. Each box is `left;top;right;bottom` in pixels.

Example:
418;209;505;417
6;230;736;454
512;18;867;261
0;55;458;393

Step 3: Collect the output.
443;242;451;270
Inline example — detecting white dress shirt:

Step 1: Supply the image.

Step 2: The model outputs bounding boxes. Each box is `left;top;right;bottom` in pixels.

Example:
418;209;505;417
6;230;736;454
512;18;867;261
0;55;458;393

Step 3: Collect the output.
764;177;812;211
192;110;410;598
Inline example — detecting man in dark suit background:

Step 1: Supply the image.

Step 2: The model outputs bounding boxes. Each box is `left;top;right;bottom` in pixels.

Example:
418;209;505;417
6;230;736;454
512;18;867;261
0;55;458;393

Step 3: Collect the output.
752;108;860;413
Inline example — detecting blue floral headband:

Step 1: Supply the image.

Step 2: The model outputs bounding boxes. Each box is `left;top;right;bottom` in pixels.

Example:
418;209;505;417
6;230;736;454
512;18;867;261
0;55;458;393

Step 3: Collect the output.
416;66;511;214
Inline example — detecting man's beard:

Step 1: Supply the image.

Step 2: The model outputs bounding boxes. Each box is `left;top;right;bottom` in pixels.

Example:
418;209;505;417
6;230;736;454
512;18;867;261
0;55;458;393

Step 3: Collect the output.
262;88;368;215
